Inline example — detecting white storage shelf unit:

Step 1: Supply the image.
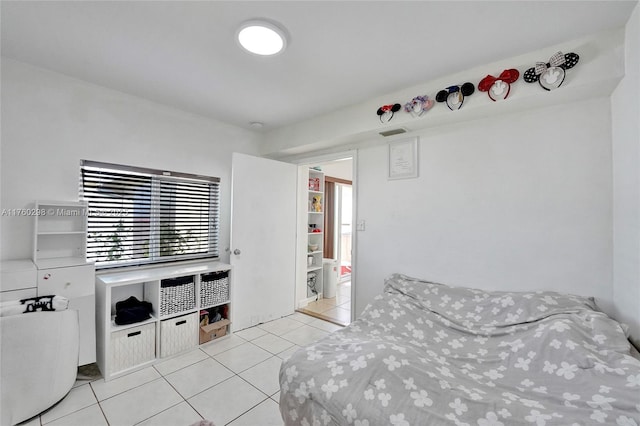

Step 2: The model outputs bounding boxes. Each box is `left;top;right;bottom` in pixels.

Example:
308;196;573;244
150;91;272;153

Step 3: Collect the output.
33;200;87;267
96;261;231;380
307;168;324;298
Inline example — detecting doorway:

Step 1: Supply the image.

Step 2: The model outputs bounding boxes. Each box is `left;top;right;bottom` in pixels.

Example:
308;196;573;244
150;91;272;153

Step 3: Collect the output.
296;155;355;326
336;183;352;283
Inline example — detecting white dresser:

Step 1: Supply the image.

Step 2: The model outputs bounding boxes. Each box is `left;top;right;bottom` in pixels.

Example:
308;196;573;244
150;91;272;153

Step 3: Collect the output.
31;200;96;366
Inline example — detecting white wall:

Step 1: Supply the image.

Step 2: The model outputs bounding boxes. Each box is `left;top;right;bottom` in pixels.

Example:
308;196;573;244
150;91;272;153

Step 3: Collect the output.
611;4;640;348
355;98;613;318
0;58;262;262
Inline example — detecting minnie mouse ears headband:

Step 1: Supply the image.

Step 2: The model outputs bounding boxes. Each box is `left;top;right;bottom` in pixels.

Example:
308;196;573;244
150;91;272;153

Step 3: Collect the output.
436;83;475;110
404;95;434;117
523;51;579;91
377;103;401;123
478;69;520;101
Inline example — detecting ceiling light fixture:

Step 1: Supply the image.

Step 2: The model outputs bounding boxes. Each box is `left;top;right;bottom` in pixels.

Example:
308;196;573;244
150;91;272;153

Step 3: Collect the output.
237;19;288;56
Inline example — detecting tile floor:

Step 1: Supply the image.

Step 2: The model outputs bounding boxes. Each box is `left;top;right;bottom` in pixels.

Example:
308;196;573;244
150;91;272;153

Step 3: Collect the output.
297;281;351;325
19;312;343;426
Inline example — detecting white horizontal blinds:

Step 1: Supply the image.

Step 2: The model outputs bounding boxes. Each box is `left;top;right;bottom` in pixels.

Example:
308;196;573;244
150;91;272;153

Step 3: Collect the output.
82;168;152;265
158;178;218;258
81;160;219;268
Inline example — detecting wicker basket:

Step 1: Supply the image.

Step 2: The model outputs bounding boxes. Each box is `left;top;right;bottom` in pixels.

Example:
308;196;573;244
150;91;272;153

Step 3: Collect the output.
160;276;195;316
200;271;229;307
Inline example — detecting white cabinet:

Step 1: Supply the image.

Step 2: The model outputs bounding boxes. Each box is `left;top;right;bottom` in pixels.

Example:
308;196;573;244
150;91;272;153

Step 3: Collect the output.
32;200;96;366
306;168;324;299
96;261;231;380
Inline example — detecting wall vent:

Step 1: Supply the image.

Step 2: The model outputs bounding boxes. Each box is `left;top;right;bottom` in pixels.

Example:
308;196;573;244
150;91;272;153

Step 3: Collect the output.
379;128;407;137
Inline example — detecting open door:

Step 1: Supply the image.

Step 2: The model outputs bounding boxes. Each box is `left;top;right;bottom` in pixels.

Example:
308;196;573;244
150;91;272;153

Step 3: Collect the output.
230;153;297;331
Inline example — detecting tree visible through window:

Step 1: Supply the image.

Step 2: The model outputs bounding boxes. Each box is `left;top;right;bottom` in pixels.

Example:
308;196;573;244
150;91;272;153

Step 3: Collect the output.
80;160;219;268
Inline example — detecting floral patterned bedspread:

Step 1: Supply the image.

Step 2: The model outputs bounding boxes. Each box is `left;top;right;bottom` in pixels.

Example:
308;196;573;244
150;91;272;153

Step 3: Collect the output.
279;274;640;426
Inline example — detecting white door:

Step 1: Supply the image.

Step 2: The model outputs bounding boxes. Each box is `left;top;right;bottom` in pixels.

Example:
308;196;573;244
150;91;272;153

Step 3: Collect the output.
230;153;297;331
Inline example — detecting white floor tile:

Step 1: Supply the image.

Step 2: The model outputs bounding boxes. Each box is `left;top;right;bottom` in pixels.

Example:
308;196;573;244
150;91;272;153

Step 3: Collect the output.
324;307;351;324
43;404;107;426
200;334;246;357
238;356;282;396
280;324;329;347
31;319;344;426
234;326;268;341
40;383;97;424
164;358;234;398
251;333;294;354
135;401;202;426
227;398;283;426
213;342;272;373
288;312;316;324
337;290;351;299
258;317;304;335
188;376;267;426
153;348;209;376
100;379;182;426
308;317;345;333
91;367;161;401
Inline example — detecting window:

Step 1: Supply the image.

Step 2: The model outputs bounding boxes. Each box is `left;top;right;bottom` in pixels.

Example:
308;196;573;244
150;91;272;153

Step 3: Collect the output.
80;160;219;269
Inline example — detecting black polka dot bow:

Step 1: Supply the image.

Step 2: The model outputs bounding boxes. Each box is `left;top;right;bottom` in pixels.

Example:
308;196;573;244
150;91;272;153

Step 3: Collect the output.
523;51;579;91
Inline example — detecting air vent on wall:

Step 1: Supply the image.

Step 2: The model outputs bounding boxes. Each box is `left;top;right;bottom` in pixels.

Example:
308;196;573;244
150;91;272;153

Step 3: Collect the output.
379;128;407;137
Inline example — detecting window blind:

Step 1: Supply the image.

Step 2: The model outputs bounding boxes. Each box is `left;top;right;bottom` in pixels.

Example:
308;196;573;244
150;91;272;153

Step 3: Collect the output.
80;160;219;269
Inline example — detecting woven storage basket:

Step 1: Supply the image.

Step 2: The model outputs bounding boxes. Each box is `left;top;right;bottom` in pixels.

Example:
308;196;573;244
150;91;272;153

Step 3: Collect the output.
109;322;155;374
200;271;229;307
160;312;198;358
160;276;195;316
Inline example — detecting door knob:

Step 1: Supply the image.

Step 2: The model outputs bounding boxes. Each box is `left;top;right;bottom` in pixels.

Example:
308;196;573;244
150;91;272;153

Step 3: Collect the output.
233;249;241;255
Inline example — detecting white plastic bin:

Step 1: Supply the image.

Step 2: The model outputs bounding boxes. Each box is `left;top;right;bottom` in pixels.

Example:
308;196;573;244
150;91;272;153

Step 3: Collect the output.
323;259;338;298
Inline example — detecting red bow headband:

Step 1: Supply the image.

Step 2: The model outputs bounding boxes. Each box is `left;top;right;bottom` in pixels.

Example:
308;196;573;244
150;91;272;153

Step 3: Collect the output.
478;69;520;101
378;104;400;113
376;103;401;123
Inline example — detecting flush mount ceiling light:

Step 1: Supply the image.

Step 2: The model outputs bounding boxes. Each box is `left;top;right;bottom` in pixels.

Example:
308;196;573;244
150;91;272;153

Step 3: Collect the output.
237;19;288;56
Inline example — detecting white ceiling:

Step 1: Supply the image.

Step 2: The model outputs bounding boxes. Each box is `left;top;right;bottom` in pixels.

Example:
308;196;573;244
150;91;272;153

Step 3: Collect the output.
1;1;637;131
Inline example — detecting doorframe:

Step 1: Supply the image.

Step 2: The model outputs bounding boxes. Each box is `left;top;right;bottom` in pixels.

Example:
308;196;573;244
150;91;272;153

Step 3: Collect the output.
334;181;352;283
292;150;358;322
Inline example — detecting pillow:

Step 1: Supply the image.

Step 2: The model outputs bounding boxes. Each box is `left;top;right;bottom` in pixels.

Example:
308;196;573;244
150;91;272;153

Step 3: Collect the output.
384;273;598;328
0;295;69;317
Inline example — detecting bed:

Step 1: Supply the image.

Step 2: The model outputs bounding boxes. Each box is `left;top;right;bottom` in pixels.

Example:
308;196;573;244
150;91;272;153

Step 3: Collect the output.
279;274;640;425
